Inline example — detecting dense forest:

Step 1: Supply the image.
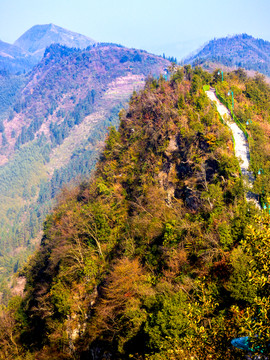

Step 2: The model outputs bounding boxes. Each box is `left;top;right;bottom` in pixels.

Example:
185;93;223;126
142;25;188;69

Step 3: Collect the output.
0;66;270;359
0;72;26;121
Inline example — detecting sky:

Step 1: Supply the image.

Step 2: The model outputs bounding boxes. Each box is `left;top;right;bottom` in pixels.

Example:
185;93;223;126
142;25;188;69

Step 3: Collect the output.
0;0;270;59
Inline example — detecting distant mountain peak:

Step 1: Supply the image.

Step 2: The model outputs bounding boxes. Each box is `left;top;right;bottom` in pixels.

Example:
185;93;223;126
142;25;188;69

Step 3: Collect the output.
14;24;96;60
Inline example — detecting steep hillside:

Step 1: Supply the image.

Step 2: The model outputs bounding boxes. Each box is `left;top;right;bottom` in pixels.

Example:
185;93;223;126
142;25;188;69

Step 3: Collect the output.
1;66;269;360
0;43;169;286
185;34;270;77
0;43;169;162
14;24;96;62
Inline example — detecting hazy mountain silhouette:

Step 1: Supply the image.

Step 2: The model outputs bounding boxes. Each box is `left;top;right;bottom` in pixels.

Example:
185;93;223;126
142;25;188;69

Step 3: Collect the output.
14;23;96;61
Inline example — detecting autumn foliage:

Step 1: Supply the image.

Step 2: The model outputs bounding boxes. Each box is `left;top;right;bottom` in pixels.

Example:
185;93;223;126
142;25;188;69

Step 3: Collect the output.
0;66;269;359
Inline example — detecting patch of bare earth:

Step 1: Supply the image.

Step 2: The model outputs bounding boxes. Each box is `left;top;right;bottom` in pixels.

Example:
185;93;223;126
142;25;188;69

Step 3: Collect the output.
11;276;26;297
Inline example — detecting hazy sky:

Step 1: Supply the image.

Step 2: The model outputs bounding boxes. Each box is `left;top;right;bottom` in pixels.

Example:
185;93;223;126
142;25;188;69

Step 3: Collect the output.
0;0;270;59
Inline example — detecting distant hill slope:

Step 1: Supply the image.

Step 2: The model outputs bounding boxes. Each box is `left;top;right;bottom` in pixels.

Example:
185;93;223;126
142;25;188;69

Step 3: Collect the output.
1;43;169;161
0;40;35;73
14;24;96;62
0;40;29;58
0;42;169;283
185;34;270;76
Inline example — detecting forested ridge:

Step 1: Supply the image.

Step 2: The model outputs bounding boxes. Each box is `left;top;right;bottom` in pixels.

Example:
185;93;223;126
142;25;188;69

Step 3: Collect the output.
185;34;270;77
0;44;169;287
0;66;270;359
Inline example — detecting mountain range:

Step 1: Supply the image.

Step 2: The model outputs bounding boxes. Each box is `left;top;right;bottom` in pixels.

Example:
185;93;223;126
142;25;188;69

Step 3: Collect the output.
2;26;270;80
0;22;270;360
0;26;169;285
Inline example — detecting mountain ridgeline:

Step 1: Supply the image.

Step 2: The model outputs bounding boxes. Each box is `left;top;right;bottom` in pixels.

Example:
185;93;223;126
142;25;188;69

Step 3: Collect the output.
0;24;96;74
185;34;270;77
0;40;36;74
14;24;96;61
1;66;270;359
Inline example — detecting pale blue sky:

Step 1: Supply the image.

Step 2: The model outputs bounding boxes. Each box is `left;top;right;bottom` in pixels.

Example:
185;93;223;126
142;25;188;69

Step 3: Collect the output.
0;0;270;59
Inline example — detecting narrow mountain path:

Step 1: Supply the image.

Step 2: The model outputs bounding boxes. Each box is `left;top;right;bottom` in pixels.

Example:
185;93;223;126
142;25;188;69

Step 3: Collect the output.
205;89;260;209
